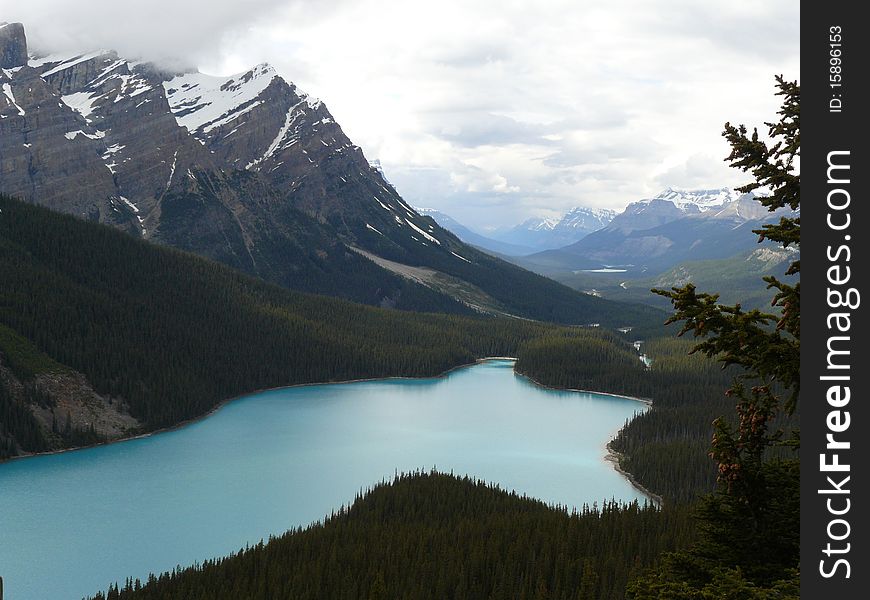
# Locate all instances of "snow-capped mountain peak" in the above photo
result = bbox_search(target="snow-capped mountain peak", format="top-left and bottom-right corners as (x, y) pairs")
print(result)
(520, 216), (561, 232)
(647, 187), (744, 212)
(557, 206), (618, 231)
(606, 187), (758, 234)
(490, 205), (616, 251)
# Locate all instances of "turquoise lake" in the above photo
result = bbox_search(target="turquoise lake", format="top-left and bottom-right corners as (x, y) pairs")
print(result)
(0, 359), (649, 600)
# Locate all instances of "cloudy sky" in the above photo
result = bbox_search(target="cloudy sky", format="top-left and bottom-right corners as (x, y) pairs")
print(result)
(5, 0), (799, 230)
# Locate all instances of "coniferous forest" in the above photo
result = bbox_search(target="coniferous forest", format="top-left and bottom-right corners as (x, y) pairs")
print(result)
(0, 195), (537, 455)
(1, 174), (796, 599)
(86, 472), (696, 600)
(516, 334), (740, 503)
(1, 194), (753, 598)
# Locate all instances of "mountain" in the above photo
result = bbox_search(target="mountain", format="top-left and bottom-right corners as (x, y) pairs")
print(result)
(0, 23), (653, 324)
(515, 187), (792, 277)
(492, 206), (616, 251)
(605, 187), (755, 233)
(556, 206), (619, 237)
(415, 208), (536, 256)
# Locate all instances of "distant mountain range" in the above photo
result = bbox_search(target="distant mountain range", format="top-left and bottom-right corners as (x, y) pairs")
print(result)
(492, 206), (618, 252)
(414, 208), (536, 256)
(0, 22), (659, 326)
(514, 187), (794, 277)
(417, 205), (617, 256)
(416, 188), (782, 275)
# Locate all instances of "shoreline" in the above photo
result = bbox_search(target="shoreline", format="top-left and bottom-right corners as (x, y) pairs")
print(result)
(604, 441), (664, 507)
(513, 370), (653, 406)
(507, 370), (659, 506)
(2, 357), (515, 464)
(4, 356), (663, 508)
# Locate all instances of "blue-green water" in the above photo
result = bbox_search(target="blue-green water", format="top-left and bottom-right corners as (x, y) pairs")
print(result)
(0, 360), (648, 600)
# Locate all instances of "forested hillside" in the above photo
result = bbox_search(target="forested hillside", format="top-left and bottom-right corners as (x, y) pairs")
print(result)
(87, 472), (695, 600)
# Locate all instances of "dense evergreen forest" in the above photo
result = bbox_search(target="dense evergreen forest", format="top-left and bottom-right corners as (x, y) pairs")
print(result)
(87, 472), (695, 600)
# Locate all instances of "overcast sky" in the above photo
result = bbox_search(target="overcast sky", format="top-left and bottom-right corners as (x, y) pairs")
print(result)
(5, 0), (799, 230)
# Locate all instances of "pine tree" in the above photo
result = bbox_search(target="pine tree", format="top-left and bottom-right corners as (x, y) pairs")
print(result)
(629, 76), (801, 598)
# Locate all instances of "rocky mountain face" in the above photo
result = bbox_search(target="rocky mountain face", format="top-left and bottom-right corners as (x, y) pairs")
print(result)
(1, 23), (644, 325)
(414, 205), (617, 257)
(551, 206), (617, 240)
(0, 22), (27, 68)
(605, 187), (745, 233)
(515, 187), (793, 277)
(492, 206), (617, 251)
(0, 350), (140, 458)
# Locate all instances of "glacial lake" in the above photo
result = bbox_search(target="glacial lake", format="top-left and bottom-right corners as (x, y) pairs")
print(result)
(0, 359), (649, 600)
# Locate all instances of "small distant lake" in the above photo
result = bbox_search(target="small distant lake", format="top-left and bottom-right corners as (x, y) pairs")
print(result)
(0, 359), (649, 600)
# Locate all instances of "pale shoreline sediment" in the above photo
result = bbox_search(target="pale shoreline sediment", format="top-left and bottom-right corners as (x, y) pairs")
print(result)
(604, 442), (664, 507)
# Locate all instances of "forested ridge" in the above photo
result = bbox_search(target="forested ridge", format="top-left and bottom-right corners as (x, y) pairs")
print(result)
(87, 472), (695, 600)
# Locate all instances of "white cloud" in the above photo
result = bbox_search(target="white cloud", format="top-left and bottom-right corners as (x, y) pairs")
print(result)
(5, 0), (799, 229)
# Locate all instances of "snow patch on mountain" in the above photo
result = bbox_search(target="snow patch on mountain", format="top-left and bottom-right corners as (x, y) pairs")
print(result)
(405, 218), (441, 245)
(111, 72), (153, 102)
(2, 82), (25, 115)
(38, 50), (111, 77)
(643, 187), (744, 212)
(64, 129), (105, 140)
(556, 206), (618, 232)
(521, 216), (561, 232)
(163, 63), (279, 134)
(246, 99), (306, 169)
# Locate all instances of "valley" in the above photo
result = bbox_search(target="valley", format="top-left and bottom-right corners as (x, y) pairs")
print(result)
(0, 195), (670, 459)
(426, 188), (797, 312)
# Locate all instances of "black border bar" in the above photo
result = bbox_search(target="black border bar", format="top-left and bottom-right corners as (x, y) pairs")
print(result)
(801, 3), (869, 596)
